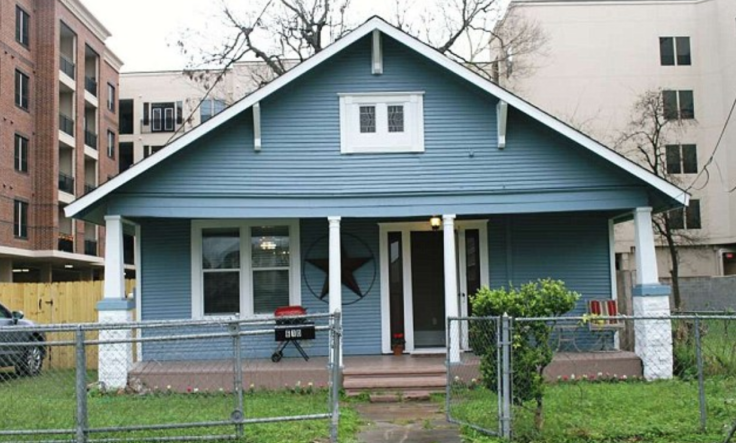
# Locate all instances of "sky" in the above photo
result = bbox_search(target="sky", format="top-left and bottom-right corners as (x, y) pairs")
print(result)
(83, 0), (402, 73)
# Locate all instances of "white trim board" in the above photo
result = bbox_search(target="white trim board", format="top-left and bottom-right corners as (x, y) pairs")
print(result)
(65, 16), (687, 220)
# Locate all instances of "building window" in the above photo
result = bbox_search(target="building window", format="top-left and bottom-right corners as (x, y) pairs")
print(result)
(339, 92), (425, 154)
(107, 83), (116, 112)
(663, 90), (694, 120)
(14, 200), (28, 239)
(148, 102), (176, 132)
(15, 70), (29, 110)
(200, 99), (226, 123)
(14, 134), (28, 173)
(192, 220), (301, 318)
(119, 99), (133, 134)
(107, 130), (115, 158)
(16, 6), (29, 47)
(669, 199), (701, 230)
(143, 145), (163, 158)
(660, 37), (691, 66)
(666, 144), (697, 174)
(388, 105), (404, 133)
(359, 106), (376, 133)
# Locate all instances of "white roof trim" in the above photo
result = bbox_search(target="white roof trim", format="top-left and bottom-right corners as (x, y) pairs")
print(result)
(65, 17), (687, 219)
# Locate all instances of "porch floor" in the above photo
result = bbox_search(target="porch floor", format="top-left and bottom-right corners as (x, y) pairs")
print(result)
(127, 352), (642, 393)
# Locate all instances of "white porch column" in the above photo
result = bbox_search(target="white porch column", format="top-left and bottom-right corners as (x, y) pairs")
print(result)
(328, 216), (343, 366)
(632, 207), (673, 380)
(98, 215), (136, 390)
(443, 215), (461, 363)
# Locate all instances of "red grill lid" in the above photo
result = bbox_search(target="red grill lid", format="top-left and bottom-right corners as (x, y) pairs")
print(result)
(274, 305), (307, 317)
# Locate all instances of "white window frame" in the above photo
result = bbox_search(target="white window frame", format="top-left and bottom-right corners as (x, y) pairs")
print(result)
(191, 219), (302, 319)
(339, 92), (425, 154)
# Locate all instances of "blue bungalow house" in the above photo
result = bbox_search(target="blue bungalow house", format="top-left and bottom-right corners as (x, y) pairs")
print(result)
(67, 17), (685, 381)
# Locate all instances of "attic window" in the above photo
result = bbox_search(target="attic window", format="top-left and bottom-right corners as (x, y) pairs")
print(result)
(339, 92), (424, 154)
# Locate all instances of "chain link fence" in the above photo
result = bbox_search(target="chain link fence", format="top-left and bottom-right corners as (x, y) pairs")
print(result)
(448, 314), (736, 442)
(0, 312), (341, 443)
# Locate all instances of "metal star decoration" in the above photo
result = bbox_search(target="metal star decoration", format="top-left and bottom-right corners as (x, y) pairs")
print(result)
(306, 248), (372, 299)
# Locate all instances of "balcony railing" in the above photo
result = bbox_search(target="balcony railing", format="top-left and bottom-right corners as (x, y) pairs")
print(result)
(58, 236), (74, 253)
(59, 113), (75, 137)
(84, 76), (97, 96)
(58, 173), (75, 194)
(60, 55), (75, 79)
(84, 130), (97, 149)
(84, 240), (98, 256)
(84, 183), (96, 194)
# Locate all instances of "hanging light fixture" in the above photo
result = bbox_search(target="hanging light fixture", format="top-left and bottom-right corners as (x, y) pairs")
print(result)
(430, 216), (442, 231)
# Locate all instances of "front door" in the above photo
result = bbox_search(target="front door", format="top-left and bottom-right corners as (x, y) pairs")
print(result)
(411, 231), (446, 348)
(380, 220), (489, 354)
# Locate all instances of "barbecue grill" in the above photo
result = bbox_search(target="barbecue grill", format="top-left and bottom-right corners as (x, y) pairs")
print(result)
(272, 305), (315, 362)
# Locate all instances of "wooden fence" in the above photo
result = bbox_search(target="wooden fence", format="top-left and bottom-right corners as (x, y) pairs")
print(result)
(0, 280), (136, 370)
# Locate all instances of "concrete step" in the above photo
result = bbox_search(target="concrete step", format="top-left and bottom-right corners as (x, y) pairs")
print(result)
(344, 365), (446, 376)
(344, 375), (447, 390)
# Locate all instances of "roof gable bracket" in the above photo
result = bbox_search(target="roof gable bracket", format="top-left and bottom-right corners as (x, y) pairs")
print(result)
(253, 102), (262, 151)
(372, 30), (383, 75)
(497, 100), (508, 149)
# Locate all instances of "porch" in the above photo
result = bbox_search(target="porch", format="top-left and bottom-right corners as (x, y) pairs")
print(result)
(127, 352), (642, 394)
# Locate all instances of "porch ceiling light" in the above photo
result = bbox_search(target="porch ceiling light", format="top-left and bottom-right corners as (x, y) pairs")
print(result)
(430, 216), (442, 230)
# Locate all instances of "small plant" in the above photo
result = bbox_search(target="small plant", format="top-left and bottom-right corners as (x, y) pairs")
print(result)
(391, 333), (405, 346)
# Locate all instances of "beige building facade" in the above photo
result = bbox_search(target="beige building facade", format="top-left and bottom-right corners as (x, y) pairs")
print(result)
(510, 0), (736, 278)
(118, 63), (270, 170)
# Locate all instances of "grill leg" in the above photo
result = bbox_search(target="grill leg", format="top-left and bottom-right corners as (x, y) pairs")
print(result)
(291, 340), (310, 361)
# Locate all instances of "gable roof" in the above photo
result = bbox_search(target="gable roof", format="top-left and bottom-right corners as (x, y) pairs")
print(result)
(66, 16), (687, 219)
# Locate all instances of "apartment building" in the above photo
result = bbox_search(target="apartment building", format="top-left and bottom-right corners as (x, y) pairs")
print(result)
(510, 0), (736, 278)
(0, 0), (122, 282)
(119, 63), (269, 169)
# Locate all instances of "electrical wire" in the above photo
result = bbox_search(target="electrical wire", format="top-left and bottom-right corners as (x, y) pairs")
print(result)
(684, 94), (736, 195)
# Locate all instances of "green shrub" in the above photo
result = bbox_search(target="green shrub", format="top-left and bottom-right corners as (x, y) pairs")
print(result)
(471, 278), (579, 429)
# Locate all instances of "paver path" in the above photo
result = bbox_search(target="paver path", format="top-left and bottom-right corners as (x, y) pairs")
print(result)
(355, 402), (462, 443)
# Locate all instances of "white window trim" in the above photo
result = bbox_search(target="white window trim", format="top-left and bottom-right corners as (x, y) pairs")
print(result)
(339, 91), (425, 154)
(191, 219), (301, 319)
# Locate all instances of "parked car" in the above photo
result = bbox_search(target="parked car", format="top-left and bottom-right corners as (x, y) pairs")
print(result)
(0, 302), (45, 376)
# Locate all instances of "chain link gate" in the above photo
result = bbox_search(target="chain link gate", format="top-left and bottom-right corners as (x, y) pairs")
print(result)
(446, 316), (512, 437)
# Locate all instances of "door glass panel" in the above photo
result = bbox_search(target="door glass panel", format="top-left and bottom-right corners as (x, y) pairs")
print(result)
(411, 231), (446, 348)
(388, 232), (405, 344)
(465, 229), (481, 316)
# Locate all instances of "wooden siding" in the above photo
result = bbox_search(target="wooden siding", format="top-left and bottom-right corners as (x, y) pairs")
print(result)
(137, 213), (611, 358)
(109, 34), (647, 219)
(488, 212), (612, 315)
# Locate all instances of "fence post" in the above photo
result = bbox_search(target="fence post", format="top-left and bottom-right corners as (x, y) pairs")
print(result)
(694, 317), (706, 431)
(330, 312), (341, 443)
(75, 327), (88, 443)
(500, 313), (512, 439)
(230, 322), (245, 438)
(445, 317), (452, 423)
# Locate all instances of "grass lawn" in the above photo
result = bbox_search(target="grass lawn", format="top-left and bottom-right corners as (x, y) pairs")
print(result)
(451, 378), (736, 443)
(0, 370), (361, 443)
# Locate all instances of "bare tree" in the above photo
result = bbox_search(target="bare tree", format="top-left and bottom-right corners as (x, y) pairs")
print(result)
(182, 0), (546, 83)
(486, 4), (548, 85)
(616, 89), (698, 310)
